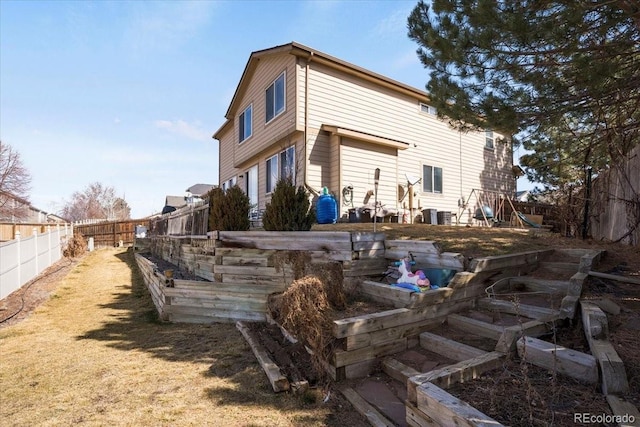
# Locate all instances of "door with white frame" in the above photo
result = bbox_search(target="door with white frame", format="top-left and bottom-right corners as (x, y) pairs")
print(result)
(245, 165), (259, 219)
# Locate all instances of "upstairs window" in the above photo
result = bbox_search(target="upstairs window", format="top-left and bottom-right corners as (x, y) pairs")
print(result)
(485, 129), (494, 149)
(239, 104), (252, 143)
(266, 146), (295, 193)
(420, 103), (437, 115)
(423, 165), (443, 194)
(266, 72), (285, 123)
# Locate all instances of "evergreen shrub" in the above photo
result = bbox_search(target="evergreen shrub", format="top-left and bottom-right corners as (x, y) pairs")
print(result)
(262, 177), (315, 231)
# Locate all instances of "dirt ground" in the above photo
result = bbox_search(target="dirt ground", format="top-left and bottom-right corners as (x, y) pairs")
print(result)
(1, 225), (639, 426)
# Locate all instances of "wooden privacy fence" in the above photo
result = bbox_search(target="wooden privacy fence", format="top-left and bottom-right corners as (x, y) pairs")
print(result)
(590, 144), (640, 245)
(0, 222), (70, 242)
(75, 219), (150, 247)
(149, 202), (209, 237)
(0, 225), (72, 299)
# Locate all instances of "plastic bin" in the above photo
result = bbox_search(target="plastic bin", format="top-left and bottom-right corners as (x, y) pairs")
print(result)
(437, 211), (452, 225)
(360, 208), (372, 223)
(348, 208), (359, 223)
(422, 209), (438, 224)
(422, 268), (456, 287)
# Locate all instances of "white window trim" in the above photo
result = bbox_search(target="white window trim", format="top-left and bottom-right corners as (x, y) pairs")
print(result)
(419, 103), (437, 116)
(485, 129), (495, 150)
(266, 154), (278, 194)
(422, 164), (443, 194)
(265, 71), (286, 124)
(265, 146), (295, 194)
(239, 104), (253, 144)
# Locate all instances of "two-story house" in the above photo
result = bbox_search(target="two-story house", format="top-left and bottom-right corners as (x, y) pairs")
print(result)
(213, 42), (515, 224)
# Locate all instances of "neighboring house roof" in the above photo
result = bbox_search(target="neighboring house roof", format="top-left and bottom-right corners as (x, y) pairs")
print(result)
(213, 41), (431, 139)
(516, 190), (531, 201)
(0, 190), (68, 223)
(164, 196), (186, 208)
(185, 183), (216, 197)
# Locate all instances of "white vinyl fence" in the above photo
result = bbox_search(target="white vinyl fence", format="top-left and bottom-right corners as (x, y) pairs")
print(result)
(0, 224), (72, 300)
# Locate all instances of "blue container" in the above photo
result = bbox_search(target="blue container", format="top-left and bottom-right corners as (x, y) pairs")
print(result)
(316, 190), (338, 224)
(422, 268), (457, 287)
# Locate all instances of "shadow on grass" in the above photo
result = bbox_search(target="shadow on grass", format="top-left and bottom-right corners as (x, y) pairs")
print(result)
(75, 249), (361, 426)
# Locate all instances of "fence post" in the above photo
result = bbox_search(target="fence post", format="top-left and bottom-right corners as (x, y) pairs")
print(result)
(15, 230), (21, 286)
(47, 225), (53, 265)
(33, 227), (39, 274)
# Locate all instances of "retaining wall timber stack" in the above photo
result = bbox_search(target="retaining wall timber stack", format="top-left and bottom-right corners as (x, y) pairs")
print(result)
(137, 231), (389, 324)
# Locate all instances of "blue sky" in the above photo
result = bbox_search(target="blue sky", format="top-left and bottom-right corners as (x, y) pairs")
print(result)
(1, 0), (530, 219)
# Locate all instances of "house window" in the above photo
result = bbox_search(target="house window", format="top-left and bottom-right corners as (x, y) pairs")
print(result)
(423, 165), (443, 193)
(239, 104), (252, 143)
(245, 164), (258, 212)
(266, 146), (295, 193)
(485, 129), (494, 149)
(266, 155), (278, 193)
(420, 103), (437, 115)
(266, 72), (285, 123)
(222, 177), (237, 192)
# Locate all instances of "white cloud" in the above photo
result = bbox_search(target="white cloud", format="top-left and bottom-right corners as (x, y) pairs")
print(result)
(125, 1), (217, 52)
(392, 49), (420, 70)
(374, 6), (412, 38)
(154, 119), (210, 142)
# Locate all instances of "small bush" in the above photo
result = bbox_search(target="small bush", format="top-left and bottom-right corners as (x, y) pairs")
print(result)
(222, 186), (250, 231)
(208, 186), (251, 231)
(208, 188), (225, 231)
(64, 233), (87, 258)
(262, 178), (315, 231)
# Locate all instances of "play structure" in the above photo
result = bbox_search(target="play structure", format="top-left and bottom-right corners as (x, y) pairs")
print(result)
(460, 188), (543, 229)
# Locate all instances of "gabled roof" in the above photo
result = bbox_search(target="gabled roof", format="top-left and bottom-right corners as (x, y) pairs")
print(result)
(185, 183), (216, 197)
(213, 42), (430, 140)
(164, 196), (186, 208)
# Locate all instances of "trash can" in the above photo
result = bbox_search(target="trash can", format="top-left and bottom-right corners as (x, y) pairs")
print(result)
(348, 208), (359, 223)
(437, 211), (452, 225)
(422, 209), (437, 224)
(360, 208), (372, 223)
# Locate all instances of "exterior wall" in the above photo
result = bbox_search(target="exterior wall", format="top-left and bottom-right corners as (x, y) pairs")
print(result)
(340, 138), (398, 218)
(217, 123), (236, 188)
(217, 46), (515, 224)
(232, 53), (298, 168)
(304, 60), (514, 223)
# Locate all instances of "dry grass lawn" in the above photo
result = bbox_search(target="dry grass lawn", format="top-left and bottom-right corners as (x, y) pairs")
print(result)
(0, 248), (364, 427)
(1, 224), (638, 427)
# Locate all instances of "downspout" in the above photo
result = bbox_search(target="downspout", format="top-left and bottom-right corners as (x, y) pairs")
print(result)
(304, 52), (314, 195)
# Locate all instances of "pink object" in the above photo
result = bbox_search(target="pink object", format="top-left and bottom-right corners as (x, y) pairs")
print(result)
(397, 258), (430, 288)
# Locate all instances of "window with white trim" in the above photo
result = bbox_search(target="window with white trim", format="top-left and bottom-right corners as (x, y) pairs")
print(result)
(239, 104), (252, 143)
(245, 164), (258, 209)
(222, 177), (237, 192)
(266, 72), (285, 123)
(266, 146), (295, 193)
(422, 165), (443, 193)
(485, 129), (494, 149)
(420, 103), (437, 115)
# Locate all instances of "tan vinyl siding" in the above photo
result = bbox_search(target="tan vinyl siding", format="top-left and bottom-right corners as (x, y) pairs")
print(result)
(218, 125), (238, 187)
(216, 44), (514, 225)
(305, 60), (514, 223)
(255, 137), (302, 212)
(306, 128), (331, 194)
(306, 62), (425, 141)
(340, 138), (398, 219)
(233, 54), (298, 167)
